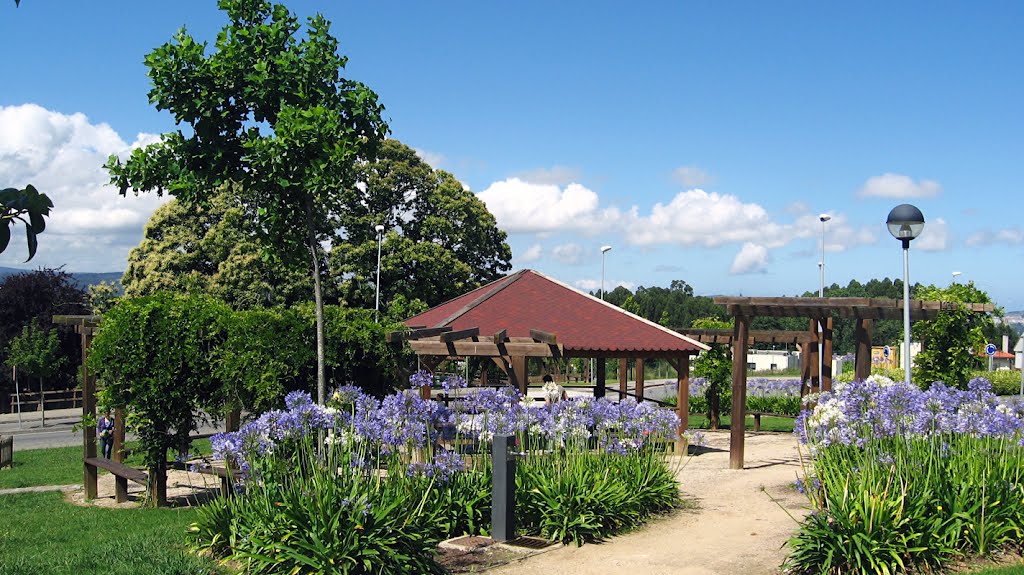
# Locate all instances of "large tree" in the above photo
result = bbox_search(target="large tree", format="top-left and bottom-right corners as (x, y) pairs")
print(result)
(330, 139), (512, 309)
(0, 269), (88, 400)
(122, 187), (314, 309)
(105, 0), (388, 404)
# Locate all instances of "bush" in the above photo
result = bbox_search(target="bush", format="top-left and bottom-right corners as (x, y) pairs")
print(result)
(788, 377), (1024, 574)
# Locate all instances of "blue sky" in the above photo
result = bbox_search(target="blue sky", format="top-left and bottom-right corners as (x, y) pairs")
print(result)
(2, 2), (1022, 310)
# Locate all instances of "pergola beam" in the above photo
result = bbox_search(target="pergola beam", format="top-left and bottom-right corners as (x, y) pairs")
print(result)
(408, 340), (563, 358)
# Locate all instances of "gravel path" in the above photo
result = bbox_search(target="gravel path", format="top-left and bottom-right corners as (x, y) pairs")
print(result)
(488, 430), (809, 575)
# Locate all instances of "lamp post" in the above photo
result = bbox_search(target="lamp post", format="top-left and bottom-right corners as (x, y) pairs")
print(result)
(374, 224), (385, 321)
(887, 204), (925, 386)
(600, 245), (612, 300)
(818, 214), (831, 298)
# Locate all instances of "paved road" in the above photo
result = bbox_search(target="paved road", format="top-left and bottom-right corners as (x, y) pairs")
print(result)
(0, 408), (224, 451)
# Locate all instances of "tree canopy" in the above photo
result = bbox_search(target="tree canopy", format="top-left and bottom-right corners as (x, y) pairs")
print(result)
(330, 139), (512, 309)
(122, 186), (314, 309)
(912, 281), (999, 388)
(0, 269), (87, 396)
(105, 0), (388, 403)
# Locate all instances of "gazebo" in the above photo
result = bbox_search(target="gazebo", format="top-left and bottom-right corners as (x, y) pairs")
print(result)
(391, 269), (709, 434)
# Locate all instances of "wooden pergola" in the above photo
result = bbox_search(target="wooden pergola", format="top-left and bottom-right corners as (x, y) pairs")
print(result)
(713, 297), (996, 469)
(396, 270), (709, 437)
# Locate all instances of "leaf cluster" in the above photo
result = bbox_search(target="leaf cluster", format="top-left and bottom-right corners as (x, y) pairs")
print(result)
(0, 184), (53, 261)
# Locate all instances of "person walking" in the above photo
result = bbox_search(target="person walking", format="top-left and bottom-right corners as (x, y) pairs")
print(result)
(97, 410), (114, 459)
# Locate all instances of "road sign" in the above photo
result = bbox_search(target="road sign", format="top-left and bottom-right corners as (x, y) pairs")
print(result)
(986, 343), (997, 357)
(882, 345), (890, 358)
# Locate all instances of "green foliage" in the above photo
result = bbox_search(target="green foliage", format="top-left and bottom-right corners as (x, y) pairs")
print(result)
(691, 316), (732, 428)
(86, 280), (121, 315)
(0, 184), (52, 261)
(0, 491), (219, 575)
(788, 435), (1024, 574)
(913, 282), (996, 389)
(982, 369), (1024, 396)
(88, 292), (230, 504)
(517, 448), (679, 545)
(605, 280), (726, 329)
(105, 0), (388, 403)
(330, 139), (511, 309)
(4, 318), (65, 381)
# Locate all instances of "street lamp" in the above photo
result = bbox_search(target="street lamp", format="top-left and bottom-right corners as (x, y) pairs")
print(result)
(887, 204), (925, 386)
(818, 214), (831, 298)
(374, 224), (385, 320)
(600, 245), (612, 300)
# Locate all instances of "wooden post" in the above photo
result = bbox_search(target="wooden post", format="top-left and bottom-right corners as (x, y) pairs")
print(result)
(226, 409), (241, 432)
(113, 408), (126, 463)
(677, 354), (689, 436)
(510, 356), (528, 395)
(81, 323), (97, 500)
(821, 317), (834, 392)
(808, 318), (820, 393)
(595, 357), (606, 398)
(854, 318), (873, 381)
(730, 315), (750, 470)
(636, 359), (645, 401)
(618, 359), (628, 400)
(799, 343), (810, 397)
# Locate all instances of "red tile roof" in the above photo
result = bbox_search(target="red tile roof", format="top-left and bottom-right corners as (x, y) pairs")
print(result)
(976, 349), (1015, 359)
(405, 269), (708, 355)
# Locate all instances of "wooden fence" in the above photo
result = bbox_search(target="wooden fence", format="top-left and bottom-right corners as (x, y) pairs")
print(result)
(7, 389), (83, 413)
(0, 435), (12, 469)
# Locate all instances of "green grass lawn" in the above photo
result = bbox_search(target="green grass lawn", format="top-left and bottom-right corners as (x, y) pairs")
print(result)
(0, 439), (213, 490)
(0, 491), (220, 575)
(686, 413), (795, 433)
(970, 565), (1024, 574)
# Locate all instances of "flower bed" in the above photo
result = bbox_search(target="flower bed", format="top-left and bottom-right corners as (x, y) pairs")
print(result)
(788, 376), (1024, 574)
(683, 377), (802, 417)
(188, 375), (684, 573)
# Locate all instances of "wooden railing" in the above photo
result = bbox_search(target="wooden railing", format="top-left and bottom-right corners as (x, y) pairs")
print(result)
(8, 389), (83, 412)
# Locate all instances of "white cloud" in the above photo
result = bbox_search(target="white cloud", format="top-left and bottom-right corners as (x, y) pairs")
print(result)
(412, 147), (445, 169)
(672, 166), (712, 187)
(477, 178), (622, 234)
(966, 226), (1024, 247)
(913, 217), (950, 252)
(515, 165), (582, 186)
(551, 243), (584, 265)
(0, 103), (167, 270)
(624, 189), (783, 247)
(517, 243), (543, 262)
(857, 173), (941, 198)
(730, 242), (770, 274)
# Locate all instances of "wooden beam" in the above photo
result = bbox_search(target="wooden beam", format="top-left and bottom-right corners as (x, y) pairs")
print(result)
(619, 359), (628, 401)
(408, 341), (562, 357)
(677, 354), (689, 438)
(439, 327), (480, 342)
(529, 329), (557, 345)
(387, 326), (453, 343)
(730, 316), (750, 470)
(821, 317), (833, 392)
(854, 318), (873, 381)
(595, 357), (607, 398)
(493, 329), (508, 344)
(636, 359), (645, 401)
(681, 329), (818, 345)
(510, 356), (528, 395)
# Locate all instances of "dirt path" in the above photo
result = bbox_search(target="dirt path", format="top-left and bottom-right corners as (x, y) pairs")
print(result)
(489, 431), (809, 575)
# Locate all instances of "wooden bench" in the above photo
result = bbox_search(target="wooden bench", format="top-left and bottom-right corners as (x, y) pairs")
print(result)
(747, 411), (797, 432)
(85, 457), (147, 503)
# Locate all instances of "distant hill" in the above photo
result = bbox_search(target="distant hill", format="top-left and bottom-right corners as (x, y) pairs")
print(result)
(0, 266), (122, 290)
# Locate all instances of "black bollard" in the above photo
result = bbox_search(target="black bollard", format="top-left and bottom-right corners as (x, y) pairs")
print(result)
(491, 433), (516, 541)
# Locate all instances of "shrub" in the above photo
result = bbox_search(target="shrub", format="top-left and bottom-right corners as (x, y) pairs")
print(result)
(788, 376), (1024, 574)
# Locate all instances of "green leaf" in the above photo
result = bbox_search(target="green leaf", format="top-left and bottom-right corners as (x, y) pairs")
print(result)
(0, 223), (10, 253)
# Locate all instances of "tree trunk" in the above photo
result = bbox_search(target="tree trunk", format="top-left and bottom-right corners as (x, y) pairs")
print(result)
(305, 195), (327, 405)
